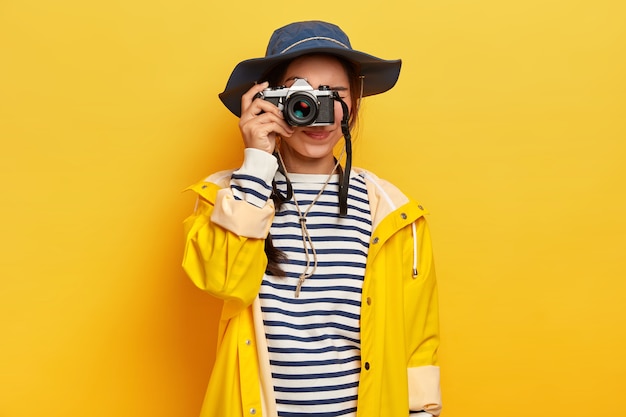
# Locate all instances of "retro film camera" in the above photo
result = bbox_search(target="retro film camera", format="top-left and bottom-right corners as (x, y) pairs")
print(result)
(256, 78), (336, 126)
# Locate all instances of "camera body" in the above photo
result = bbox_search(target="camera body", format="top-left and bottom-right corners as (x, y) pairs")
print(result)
(256, 78), (335, 126)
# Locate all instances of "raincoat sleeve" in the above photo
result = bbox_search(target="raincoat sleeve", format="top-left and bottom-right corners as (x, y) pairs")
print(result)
(182, 149), (278, 317)
(407, 216), (442, 416)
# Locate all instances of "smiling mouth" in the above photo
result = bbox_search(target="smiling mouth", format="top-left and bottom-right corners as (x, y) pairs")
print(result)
(303, 129), (332, 140)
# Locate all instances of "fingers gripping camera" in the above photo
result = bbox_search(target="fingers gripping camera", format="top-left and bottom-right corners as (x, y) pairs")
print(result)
(255, 78), (336, 127)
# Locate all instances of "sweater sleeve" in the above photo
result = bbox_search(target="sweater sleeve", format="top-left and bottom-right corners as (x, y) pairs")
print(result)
(230, 148), (278, 208)
(181, 150), (278, 317)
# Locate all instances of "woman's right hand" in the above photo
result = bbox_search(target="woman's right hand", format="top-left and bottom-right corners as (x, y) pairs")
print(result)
(239, 82), (294, 154)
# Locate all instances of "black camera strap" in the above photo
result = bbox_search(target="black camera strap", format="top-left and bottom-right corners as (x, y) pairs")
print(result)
(272, 150), (294, 204)
(335, 95), (352, 217)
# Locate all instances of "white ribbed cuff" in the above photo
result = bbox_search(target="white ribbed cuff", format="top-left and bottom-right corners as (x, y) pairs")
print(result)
(236, 148), (278, 186)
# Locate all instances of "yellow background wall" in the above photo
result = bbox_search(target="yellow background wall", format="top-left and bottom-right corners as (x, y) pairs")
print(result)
(1, 1), (624, 416)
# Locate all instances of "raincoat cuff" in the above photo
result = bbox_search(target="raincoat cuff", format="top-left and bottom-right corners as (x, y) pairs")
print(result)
(408, 365), (442, 416)
(211, 188), (275, 239)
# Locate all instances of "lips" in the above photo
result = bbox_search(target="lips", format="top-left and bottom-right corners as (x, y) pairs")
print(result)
(302, 129), (332, 140)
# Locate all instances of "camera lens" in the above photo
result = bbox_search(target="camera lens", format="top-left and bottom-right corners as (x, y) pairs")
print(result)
(293, 99), (311, 119)
(284, 92), (319, 126)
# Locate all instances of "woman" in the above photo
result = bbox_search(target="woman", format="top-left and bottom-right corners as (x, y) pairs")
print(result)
(183, 20), (441, 417)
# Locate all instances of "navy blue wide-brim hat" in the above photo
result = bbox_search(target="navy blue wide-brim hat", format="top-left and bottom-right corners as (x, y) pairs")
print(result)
(219, 20), (402, 117)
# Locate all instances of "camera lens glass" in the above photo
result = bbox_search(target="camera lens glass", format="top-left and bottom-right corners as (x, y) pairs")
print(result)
(285, 92), (318, 126)
(293, 99), (311, 119)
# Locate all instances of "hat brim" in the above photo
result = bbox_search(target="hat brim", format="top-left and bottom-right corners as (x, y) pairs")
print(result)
(218, 47), (401, 117)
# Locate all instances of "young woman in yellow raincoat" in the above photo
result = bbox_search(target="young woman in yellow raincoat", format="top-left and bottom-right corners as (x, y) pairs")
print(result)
(183, 20), (442, 417)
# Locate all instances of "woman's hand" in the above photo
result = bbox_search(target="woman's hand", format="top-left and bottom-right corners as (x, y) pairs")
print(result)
(239, 82), (294, 154)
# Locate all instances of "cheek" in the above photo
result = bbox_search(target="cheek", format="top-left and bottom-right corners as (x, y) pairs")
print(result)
(333, 98), (351, 123)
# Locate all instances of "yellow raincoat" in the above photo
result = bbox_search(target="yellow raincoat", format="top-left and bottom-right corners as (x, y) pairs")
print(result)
(182, 167), (442, 417)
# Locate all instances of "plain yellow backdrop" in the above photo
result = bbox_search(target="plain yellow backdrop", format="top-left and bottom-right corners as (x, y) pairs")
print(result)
(1, 0), (625, 416)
